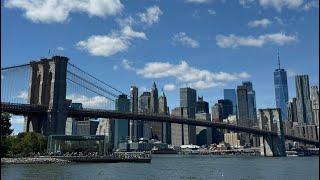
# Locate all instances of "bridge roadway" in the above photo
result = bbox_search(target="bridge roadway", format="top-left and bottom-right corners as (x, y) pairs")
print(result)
(1, 102), (319, 146)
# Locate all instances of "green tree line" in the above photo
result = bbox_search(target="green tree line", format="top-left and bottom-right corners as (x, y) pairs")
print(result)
(1, 113), (47, 157)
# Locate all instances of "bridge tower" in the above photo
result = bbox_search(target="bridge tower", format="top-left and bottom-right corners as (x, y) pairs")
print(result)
(259, 108), (286, 156)
(25, 56), (68, 135)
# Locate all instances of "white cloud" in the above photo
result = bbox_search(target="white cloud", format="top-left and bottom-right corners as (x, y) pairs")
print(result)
(274, 16), (284, 25)
(5, 0), (123, 23)
(239, 0), (255, 7)
(11, 116), (25, 125)
(76, 35), (129, 57)
(122, 59), (135, 71)
(216, 32), (297, 48)
(208, 9), (216, 15)
(138, 6), (163, 26)
(172, 32), (199, 48)
(135, 61), (250, 89)
(302, 1), (319, 10)
(67, 94), (109, 108)
(248, 18), (272, 28)
(121, 26), (147, 40)
(56, 46), (64, 51)
(186, 0), (211, 3)
(16, 91), (28, 99)
(76, 26), (146, 57)
(163, 84), (176, 91)
(259, 0), (303, 11)
(113, 65), (118, 70)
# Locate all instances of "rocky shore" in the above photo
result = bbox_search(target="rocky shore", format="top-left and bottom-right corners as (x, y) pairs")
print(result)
(1, 157), (71, 164)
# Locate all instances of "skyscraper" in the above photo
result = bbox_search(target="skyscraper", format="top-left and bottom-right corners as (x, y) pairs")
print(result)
(288, 98), (298, 123)
(139, 92), (151, 139)
(159, 91), (170, 144)
(224, 89), (237, 115)
(218, 99), (233, 120)
(196, 96), (209, 113)
(211, 103), (222, 123)
(150, 82), (162, 140)
(130, 86), (138, 141)
(242, 81), (257, 125)
(295, 75), (313, 125)
(171, 107), (189, 146)
(114, 94), (130, 148)
(274, 53), (289, 121)
(310, 86), (319, 126)
(180, 87), (197, 144)
(237, 85), (249, 127)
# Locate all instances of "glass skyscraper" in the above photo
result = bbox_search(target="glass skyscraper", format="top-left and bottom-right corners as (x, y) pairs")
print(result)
(274, 55), (289, 121)
(114, 94), (130, 148)
(224, 89), (237, 115)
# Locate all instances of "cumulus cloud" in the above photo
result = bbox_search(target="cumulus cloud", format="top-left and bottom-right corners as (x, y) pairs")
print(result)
(4, 0), (123, 23)
(239, 0), (255, 7)
(164, 84), (176, 91)
(138, 6), (163, 26)
(11, 116), (25, 125)
(122, 59), (135, 71)
(113, 65), (118, 71)
(56, 46), (64, 51)
(208, 9), (216, 15)
(135, 61), (250, 89)
(248, 18), (272, 28)
(172, 32), (199, 48)
(16, 91), (28, 100)
(186, 0), (211, 3)
(216, 32), (297, 48)
(67, 94), (109, 108)
(302, 1), (319, 10)
(76, 26), (146, 57)
(259, 0), (303, 11)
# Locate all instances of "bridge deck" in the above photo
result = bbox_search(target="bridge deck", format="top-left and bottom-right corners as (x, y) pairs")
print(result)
(1, 102), (318, 146)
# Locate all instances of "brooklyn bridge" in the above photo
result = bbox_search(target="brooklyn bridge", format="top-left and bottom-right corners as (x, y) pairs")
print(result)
(1, 56), (319, 157)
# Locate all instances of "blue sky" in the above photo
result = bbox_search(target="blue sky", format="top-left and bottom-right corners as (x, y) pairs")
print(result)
(1, 0), (319, 134)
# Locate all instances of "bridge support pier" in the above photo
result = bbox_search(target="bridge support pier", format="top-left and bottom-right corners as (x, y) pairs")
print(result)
(260, 134), (286, 157)
(25, 56), (68, 136)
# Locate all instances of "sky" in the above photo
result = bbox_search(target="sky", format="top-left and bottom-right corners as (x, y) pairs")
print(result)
(1, 0), (319, 134)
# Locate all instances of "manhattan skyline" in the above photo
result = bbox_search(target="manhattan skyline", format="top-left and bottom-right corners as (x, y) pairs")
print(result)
(1, 0), (319, 134)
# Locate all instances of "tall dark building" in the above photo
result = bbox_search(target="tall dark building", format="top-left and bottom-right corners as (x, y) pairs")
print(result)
(237, 85), (249, 127)
(180, 87), (197, 144)
(114, 94), (130, 148)
(295, 75), (313, 125)
(130, 86), (138, 141)
(218, 99), (233, 120)
(139, 92), (151, 139)
(196, 96), (209, 113)
(242, 81), (257, 124)
(288, 98), (298, 123)
(274, 53), (289, 121)
(224, 89), (237, 115)
(150, 82), (162, 140)
(159, 91), (170, 144)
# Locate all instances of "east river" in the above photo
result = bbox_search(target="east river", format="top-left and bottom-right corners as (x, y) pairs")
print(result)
(1, 155), (319, 180)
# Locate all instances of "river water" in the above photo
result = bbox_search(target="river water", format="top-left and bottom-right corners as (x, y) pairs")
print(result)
(1, 155), (319, 180)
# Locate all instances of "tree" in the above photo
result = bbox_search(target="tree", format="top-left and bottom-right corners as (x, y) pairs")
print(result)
(1, 112), (14, 157)
(9, 132), (47, 157)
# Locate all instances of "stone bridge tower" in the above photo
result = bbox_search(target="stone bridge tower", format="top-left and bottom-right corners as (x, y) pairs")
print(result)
(25, 56), (68, 135)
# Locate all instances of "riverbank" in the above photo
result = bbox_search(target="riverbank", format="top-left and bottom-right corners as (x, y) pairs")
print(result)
(1, 157), (71, 164)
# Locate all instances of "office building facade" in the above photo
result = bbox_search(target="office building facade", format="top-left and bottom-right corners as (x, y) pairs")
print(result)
(224, 89), (237, 115)
(295, 75), (313, 125)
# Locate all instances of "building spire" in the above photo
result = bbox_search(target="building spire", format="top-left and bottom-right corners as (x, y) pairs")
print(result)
(277, 49), (281, 69)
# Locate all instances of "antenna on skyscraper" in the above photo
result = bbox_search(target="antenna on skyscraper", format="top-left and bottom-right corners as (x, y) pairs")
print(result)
(277, 49), (281, 69)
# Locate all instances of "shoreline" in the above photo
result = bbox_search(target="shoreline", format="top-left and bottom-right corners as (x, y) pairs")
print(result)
(1, 157), (71, 165)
